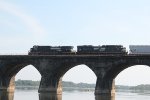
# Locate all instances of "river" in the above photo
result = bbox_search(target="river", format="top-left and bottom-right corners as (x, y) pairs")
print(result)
(1, 90), (150, 100)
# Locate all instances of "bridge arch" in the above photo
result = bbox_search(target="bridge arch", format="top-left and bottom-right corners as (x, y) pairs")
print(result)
(1, 63), (41, 92)
(62, 64), (96, 84)
(54, 63), (97, 79)
(15, 64), (41, 81)
(7, 64), (41, 78)
(104, 64), (150, 80)
(37, 63), (97, 95)
(99, 63), (150, 96)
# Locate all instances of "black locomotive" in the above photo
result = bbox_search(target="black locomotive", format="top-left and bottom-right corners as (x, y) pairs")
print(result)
(28, 45), (127, 55)
(77, 45), (127, 54)
(28, 45), (75, 55)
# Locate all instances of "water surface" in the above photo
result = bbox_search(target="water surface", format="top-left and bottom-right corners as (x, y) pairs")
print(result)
(1, 90), (150, 100)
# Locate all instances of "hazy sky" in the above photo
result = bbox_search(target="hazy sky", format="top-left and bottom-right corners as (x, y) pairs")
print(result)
(1, 0), (150, 86)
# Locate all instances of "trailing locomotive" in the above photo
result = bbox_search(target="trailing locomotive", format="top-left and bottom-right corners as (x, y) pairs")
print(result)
(77, 45), (127, 54)
(28, 45), (127, 55)
(28, 45), (75, 55)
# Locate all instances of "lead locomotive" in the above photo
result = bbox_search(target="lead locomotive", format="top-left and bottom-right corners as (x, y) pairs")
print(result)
(28, 45), (75, 55)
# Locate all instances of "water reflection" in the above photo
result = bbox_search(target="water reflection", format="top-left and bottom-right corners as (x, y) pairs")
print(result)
(39, 93), (62, 100)
(0, 91), (14, 100)
(0, 91), (115, 100)
(39, 93), (115, 100)
(95, 95), (115, 100)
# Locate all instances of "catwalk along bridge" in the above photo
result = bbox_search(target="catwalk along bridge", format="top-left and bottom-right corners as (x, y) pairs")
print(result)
(0, 54), (150, 96)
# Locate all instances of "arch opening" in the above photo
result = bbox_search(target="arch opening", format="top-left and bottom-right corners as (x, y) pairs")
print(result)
(15, 65), (41, 81)
(62, 64), (96, 84)
(115, 65), (150, 99)
(62, 64), (96, 96)
(12, 65), (41, 99)
(115, 65), (150, 86)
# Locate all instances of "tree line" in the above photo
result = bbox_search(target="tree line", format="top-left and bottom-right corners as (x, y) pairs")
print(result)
(15, 79), (150, 91)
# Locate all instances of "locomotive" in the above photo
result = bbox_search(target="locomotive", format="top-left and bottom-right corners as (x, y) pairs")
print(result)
(28, 45), (127, 55)
(28, 45), (75, 55)
(77, 45), (127, 54)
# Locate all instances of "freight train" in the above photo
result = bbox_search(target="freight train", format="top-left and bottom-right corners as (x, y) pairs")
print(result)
(28, 45), (127, 55)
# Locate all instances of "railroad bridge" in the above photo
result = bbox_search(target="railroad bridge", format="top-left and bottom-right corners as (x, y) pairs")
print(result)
(0, 55), (150, 96)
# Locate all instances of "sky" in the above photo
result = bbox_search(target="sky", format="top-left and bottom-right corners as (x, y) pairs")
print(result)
(1, 0), (150, 86)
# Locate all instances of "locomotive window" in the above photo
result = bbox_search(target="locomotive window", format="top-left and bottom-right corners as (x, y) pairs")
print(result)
(100, 48), (105, 51)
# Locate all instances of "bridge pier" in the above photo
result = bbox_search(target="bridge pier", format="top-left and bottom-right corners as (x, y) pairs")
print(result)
(34, 59), (64, 95)
(89, 63), (116, 97)
(38, 76), (62, 95)
(0, 76), (15, 93)
(95, 78), (115, 97)
(0, 91), (14, 100)
(92, 65), (115, 96)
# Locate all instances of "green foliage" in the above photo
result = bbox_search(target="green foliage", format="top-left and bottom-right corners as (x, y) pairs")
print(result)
(62, 81), (95, 88)
(15, 79), (40, 86)
(15, 80), (95, 88)
(130, 84), (150, 90)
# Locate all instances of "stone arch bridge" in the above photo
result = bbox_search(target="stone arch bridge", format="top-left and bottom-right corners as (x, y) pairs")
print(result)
(0, 55), (149, 96)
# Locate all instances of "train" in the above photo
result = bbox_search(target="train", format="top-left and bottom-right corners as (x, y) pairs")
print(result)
(28, 45), (150, 55)
(28, 45), (127, 55)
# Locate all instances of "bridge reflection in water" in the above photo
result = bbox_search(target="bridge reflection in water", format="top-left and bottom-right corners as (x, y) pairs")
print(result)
(0, 91), (14, 100)
(0, 91), (115, 100)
